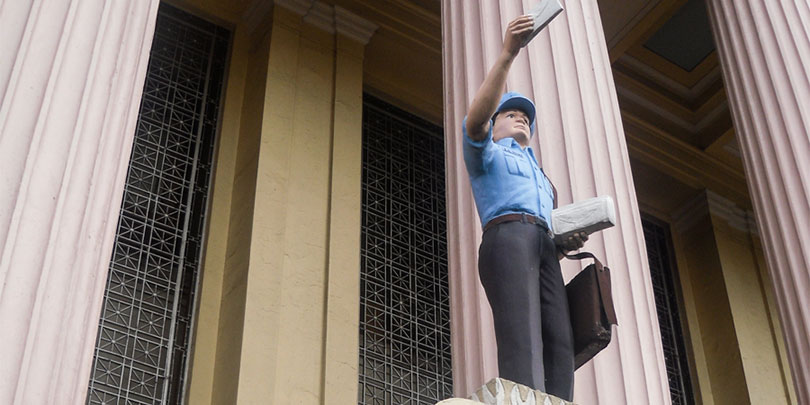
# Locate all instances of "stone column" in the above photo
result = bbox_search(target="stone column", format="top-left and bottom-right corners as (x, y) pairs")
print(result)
(0, 0), (159, 403)
(706, 1), (810, 402)
(441, 1), (670, 403)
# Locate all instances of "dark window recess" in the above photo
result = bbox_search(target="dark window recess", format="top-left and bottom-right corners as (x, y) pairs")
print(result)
(86, 4), (229, 404)
(359, 94), (453, 404)
(643, 217), (695, 405)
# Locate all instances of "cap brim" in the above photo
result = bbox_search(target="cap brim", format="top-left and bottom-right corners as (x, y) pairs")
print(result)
(498, 97), (536, 125)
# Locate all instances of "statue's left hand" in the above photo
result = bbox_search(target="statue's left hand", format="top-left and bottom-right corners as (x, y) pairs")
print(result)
(557, 232), (589, 260)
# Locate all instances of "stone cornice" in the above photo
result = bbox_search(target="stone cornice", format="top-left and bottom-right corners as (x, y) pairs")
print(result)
(335, 5), (378, 45)
(270, 1), (377, 42)
(622, 111), (750, 207)
(303, 1), (334, 34)
(273, 0), (313, 16)
(672, 190), (757, 235)
(705, 190), (756, 234)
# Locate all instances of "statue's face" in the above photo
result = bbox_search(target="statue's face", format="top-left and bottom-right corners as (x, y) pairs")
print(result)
(492, 108), (531, 147)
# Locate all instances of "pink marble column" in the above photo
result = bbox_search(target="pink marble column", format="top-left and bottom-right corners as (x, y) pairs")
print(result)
(706, 1), (810, 402)
(441, 1), (670, 403)
(0, 0), (159, 403)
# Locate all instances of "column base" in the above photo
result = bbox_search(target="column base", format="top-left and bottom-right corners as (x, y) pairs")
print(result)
(437, 378), (576, 405)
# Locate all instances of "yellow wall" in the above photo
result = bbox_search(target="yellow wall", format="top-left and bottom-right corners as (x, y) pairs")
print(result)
(669, 193), (795, 404)
(673, 211), (749, 405)
(171, 0), (444, 400)
(710, 214), (795, 404)
(186, 3), (369, 404)
(178, 4), (257, 404)
(211, 22), (271, 404)
(749, 235), (797, 405)
(322, 34), (366, 403)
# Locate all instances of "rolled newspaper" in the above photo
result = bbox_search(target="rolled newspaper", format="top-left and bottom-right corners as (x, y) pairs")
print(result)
(551, 195), (616, 245)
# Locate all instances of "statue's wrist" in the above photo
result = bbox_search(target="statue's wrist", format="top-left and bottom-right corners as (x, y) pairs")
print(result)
(500, 43), (518, 57)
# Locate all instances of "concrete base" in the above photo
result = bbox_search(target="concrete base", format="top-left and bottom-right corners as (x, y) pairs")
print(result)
(437, 378), (575, 405)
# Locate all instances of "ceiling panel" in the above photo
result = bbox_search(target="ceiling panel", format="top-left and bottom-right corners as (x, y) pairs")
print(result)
(643, 0), (715, 71)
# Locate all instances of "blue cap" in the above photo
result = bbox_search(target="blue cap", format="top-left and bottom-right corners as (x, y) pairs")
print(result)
(496, 91), (536, 135)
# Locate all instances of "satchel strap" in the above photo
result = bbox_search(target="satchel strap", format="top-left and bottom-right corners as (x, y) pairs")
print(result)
(561, 250), (603, 271)
(563, 250), (617, 326)
(597, 267), (618, 325)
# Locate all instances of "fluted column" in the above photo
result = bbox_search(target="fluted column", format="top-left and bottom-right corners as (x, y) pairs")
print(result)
(706, 1), (810, 402)
(442, 1), (670, 403)
(0, 0), (159, 403)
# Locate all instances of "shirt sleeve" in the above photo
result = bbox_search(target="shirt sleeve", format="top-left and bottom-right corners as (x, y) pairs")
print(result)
(462, 116), (495, 177)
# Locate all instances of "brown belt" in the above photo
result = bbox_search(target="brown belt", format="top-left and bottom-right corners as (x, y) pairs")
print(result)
(483, 213), (550, 234)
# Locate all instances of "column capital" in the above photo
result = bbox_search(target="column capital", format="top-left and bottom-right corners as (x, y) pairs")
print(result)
(335, 6), (378, 45)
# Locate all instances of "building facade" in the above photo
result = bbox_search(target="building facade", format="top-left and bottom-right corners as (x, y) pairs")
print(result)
(0, 0), (806, 404)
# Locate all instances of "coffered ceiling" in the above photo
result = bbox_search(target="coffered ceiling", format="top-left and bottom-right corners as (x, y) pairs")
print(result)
(598, 0), (750, 209)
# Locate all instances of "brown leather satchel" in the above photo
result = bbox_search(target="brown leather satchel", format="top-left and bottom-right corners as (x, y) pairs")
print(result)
(564, 251), (618, 370)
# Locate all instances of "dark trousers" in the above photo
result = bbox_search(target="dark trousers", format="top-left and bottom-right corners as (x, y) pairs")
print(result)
(478, 220), (575, 401)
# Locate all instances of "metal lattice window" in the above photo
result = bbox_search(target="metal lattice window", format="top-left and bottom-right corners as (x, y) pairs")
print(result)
(359, 95), (453, 404)
(643, 216), (695, 405)
(86, 4), (229, 404)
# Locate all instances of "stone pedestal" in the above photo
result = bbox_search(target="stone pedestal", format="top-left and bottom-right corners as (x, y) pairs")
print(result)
(437, 378), (575, 405)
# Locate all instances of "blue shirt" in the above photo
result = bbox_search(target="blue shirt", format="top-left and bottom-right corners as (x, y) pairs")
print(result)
(462, 117), (555, 231)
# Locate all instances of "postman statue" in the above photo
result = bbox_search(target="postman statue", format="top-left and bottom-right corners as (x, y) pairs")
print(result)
(461, 7), (588, 401)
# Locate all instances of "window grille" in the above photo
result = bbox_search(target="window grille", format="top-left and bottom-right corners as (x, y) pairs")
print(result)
(86, 4), (229, 404)
(643, 216), (695, 405)
(359, 95), (453, 404)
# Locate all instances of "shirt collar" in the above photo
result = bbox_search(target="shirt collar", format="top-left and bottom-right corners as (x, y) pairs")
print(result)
(527, 147), (539, 167)
(495, 136), (525, 150)
(495, 137), (540, 167)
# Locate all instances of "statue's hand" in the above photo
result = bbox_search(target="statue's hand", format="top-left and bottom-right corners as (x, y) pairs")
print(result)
(503, 15), (535, 56)
(557, 232), (589, 260)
